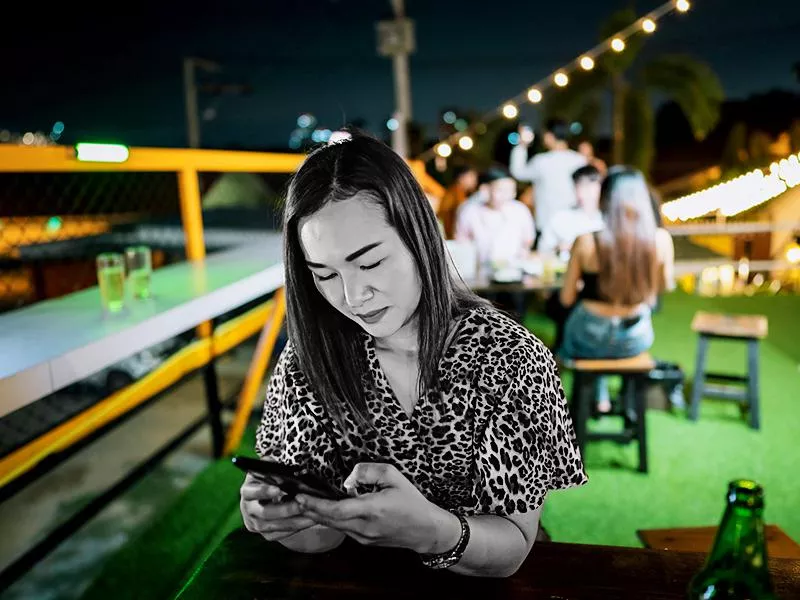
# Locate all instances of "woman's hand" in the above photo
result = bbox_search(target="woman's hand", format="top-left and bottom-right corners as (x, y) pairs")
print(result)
(239, 472), (318, 541)
(296, 463), (462, 554)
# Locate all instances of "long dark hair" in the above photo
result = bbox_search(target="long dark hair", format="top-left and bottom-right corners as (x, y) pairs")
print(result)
(282, 130), (488, 429)
(596, 166), (660, 306)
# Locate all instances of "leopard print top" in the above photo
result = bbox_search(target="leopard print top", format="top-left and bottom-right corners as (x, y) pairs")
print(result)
(256, 305), (587, 516)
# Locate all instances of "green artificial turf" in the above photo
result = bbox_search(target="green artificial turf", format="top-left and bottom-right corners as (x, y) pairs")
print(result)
(529, 291), (800, 548)
(79, 291), (799, 598)
(77, 431), (254, 600)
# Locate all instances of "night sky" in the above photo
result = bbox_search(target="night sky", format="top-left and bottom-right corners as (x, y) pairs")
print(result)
(3, 0), (798, 150)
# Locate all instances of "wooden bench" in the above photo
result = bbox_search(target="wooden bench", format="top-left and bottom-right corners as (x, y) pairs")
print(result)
(689, 311), (768, 429)
(566, 352), (656, 473)
(638, 524), (800, 559)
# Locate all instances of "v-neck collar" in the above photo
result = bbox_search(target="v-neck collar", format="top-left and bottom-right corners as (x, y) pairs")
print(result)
(364, 335), (422, 423)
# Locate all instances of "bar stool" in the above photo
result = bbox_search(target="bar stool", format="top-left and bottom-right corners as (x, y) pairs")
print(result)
(689, 311), (768, 429)
(566, 353), (656, 473)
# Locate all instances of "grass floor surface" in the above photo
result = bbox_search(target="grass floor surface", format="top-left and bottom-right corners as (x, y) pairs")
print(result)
(80, 291), (799, 597)
(528, 292), (800, 548)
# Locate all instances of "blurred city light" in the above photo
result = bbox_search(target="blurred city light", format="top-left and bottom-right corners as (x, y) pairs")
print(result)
(642, 18), (657, 33)
(507, 132), (520, 146)
(527, 88), (542, 103)
(443, 111), (457, 124)
(454, 118), (468, 131)
(570, 122), (583, 135)
(502, 103), (518, 119)
(52, 121), (65, 134)
(580, 56), (595, 70)
(676, 0), (690, 12)
(436, 143), (452, 157)
(0, 130), (10, 142)
(75, 143), (130, 163)
(46, 217), (62, 232)
(22, 132), (34, 145)
(611, 38), (626, 52)
(297, 114), (314, 128)
(386, 118), (399, 131)
(554, 72), (569, 87)
(458, 136), (474, 150)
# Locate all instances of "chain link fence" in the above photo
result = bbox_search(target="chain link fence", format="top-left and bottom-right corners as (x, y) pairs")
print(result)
(0, 170), (289, 314)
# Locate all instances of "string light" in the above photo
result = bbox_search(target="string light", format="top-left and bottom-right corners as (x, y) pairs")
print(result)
(502, 103), (518, 119)
(417, 0), (692, 162)
(662, 152), (800, 221)
(458, 136), (474, 150)
(527, 88), (543, 103)
(436, 143), (452, 158)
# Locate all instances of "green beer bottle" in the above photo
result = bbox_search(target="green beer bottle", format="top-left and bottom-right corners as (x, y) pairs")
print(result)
(688, 480), (776, 599)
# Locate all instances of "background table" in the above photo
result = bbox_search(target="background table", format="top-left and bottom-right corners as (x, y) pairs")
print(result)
(0, 234), (283, 418)
(177, 528), (800, 600)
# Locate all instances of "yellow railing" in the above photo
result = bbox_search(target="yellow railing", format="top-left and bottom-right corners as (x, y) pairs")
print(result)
(0, 144), (443, 486)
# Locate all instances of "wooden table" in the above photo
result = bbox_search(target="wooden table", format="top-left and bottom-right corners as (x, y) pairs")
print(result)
(638, 524), (800, 560)
(176, 529), (800, 600)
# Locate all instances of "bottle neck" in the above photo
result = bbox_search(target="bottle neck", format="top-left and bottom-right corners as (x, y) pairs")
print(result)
(706, 504), (769, 571)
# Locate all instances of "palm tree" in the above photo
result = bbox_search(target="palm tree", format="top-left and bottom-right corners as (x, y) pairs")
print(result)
(544, 8), (724, 175)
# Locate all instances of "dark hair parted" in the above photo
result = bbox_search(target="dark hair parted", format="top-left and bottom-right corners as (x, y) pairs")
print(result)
(281, 129), (489, 429)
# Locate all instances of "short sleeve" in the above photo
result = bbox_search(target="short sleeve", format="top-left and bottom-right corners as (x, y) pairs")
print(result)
(475, 344), (587, 515)
(255, 345), (340, 482)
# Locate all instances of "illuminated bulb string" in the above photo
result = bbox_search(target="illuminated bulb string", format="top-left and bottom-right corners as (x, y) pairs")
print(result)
(423, 0), (691, 162)
(662, 152), (800, 221)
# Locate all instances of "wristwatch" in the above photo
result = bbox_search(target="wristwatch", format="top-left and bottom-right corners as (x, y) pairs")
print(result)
(419, 514), (471, 569)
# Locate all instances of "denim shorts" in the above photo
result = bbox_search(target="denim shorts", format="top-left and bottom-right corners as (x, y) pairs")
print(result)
(558, 301), (654, 361)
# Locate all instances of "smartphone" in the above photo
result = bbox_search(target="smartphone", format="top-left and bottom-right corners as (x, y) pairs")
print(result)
(231, 456), (347, 501)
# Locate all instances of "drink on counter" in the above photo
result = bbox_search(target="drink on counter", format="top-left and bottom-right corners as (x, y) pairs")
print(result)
(688, 480), (776, 599)
(125, 246), (152, 299)
(96, 253), (125, 312)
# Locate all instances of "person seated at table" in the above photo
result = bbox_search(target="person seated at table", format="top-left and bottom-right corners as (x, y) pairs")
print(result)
(542, 164), (604, 351)
(240, 130), (587, 578)
(557, 166), (675, 412)
(454, 166), (536, 320)
(538, 165), (604, 259)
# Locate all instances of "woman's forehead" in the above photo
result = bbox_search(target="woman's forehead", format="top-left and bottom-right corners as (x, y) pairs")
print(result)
(298, 194), (393, 258)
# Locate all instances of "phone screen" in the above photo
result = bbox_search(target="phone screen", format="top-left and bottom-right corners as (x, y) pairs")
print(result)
(231, 456), (346, 500)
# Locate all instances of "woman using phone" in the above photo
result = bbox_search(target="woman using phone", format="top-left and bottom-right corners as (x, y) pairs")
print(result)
(240, 130), (587, 577)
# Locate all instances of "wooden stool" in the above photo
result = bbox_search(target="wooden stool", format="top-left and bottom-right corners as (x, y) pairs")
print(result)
(689, 311), (768, 430)
(567, 353), (656, 473)
(637, 524), (800, 559)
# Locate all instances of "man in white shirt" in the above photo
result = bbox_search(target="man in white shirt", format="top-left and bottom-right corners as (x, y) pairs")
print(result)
(454, 166), (535, 321)
(509, 119), (587, 245)
(454, 167), (535, 267)
(537, 164), (604, 258)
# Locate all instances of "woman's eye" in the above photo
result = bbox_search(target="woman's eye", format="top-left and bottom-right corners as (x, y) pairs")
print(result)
(361, 260), (384, 271)
(314, 273), (337, 282)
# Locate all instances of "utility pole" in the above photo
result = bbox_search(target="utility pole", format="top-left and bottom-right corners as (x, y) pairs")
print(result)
(377, 1), (415, 157)
(183, 57), (221, 149)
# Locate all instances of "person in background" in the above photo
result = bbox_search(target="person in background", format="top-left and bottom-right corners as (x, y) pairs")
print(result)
(455, 166), (536, 321)
(510, 119), (587, 246)
(538, 165), (604, 258)
(455, 166), (535, 268)
(541, 164), (604, 351)
(240, 130), (587, 576)
(557, 166), (675, 412)
(438, 165), (478, 239)
(577, 140), (607, 175)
